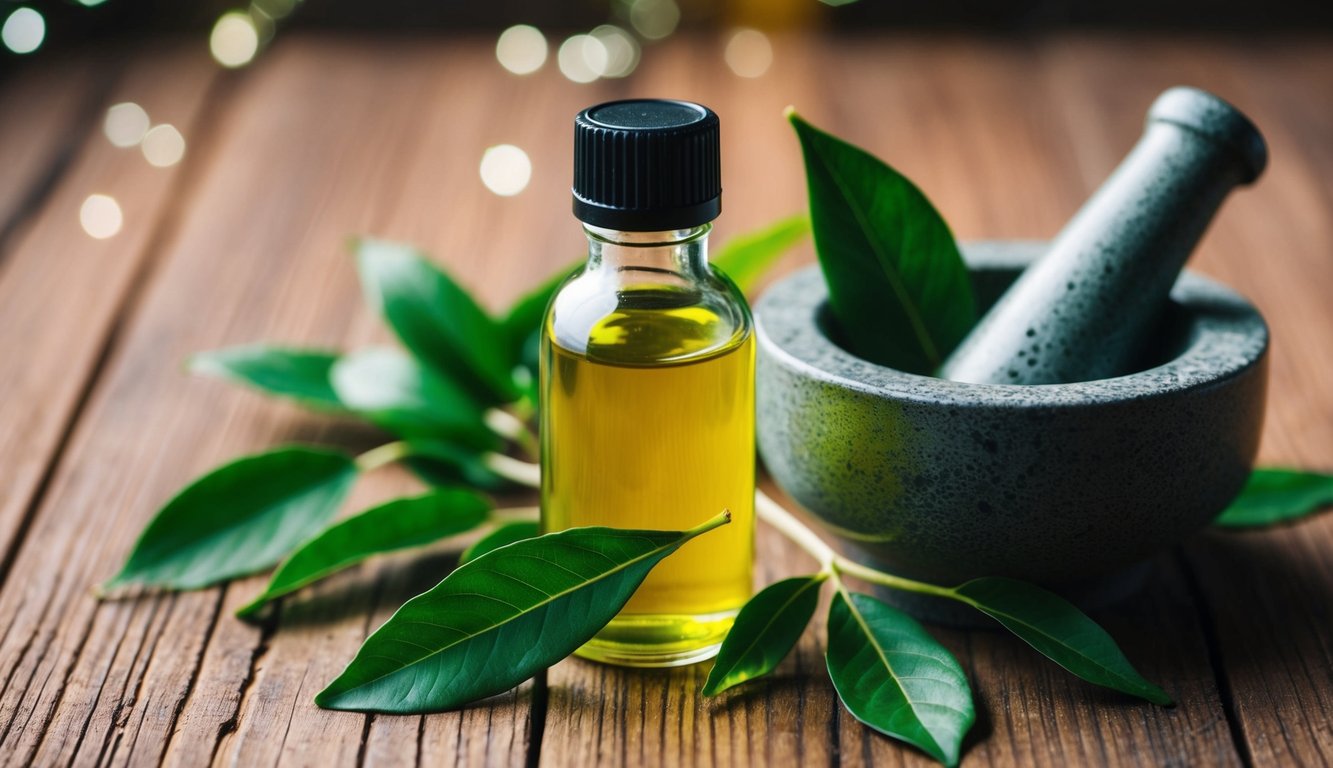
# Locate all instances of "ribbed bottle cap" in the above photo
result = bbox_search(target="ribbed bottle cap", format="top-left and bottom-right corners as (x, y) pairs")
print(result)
(573, 99), (721, 230)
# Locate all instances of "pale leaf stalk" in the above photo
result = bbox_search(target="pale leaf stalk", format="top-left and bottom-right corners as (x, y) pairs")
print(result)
(353, 441), (414, 472)
(485, 408), (539, 458)
(484, 453), (542, 488)
(490, 505), (539, 523)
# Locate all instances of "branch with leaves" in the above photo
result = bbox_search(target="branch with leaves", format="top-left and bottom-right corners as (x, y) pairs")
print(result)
(98, 115), (1332, 766)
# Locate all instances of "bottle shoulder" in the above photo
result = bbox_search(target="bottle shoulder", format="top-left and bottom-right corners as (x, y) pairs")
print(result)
(545, 265), (751, 366)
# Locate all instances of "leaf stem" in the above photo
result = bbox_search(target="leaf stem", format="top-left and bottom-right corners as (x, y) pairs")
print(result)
(484, 454), (542, 488)
(490, 505), (539, 523)
(354, 441), (413, 472)
(687, 509), (733, 537)
(755, 489), (955, 600)
(485, 408), (540, 458)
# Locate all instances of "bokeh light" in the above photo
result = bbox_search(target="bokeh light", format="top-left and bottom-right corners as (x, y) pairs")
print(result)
(724, 28), (773, 78)
(142, 124), (186, 167)
(209, 12), (259, 68)
(80, 195), (123, 240)
(104, 103), (151, 148)
(479, 144), (532, 196)
(629, 0), (680, 40)
(251, 0), (297, 20)
(590, 25), (639, 78)
(2, 8), (45, 55)
(496, 24), (547, 75)
(558, 34), (607, 84)
(77, 0), (109, 6)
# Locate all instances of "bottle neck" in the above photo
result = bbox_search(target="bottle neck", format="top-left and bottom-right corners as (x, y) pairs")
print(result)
(583, 224), (711, 279)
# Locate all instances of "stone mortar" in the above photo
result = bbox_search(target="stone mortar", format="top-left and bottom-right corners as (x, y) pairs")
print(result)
(756, 241), (1268, 622)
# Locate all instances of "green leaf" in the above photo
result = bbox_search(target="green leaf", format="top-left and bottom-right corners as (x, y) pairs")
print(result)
(237, 488), (491, 618)
(188, 344), (345, 412)
(316, 511), (731, 713)
(1214, 468), (1333, 528)
(401, 438), (509, 491)
(458, 521), (539, 565)
(826, 590), (974, 767)
(103, 447), (357, 592)
(331, 348), (500, 450)
(952, 577), (1172, 705)
(355, 237), (519, 403)
(711, 214), (810, 293)
(703, 574), (824, 696)
(788, 110), (976, 374)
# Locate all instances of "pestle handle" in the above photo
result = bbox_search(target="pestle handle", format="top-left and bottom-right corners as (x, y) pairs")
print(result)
(939, 86), (1267, 385)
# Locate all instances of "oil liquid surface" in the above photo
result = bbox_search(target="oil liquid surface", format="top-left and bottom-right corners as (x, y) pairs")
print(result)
(541, 300), (755, 667)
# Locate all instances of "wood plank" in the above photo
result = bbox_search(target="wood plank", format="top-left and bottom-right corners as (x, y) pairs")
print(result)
(0, 58), (112, 252)
(0, 47), (221, 765)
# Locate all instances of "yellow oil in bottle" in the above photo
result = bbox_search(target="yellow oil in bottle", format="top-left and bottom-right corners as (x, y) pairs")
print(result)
(541, 299), (755, 667)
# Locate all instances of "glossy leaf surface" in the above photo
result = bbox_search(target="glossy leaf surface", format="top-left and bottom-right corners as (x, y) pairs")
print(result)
(826, 591), (974, 767)
(458, 520), (540, 565)
(316, 513), (728, 713)
(104, 447), (356, 592)
(703, 574), (824, 696)
(1214, 468), (1333, 528)
(953, 577), (1171, 705)
(189, 344), (344, 412)
(789, 111), (975, 374)
(237, 488), (491, 617)
(355, 238), (518, 402)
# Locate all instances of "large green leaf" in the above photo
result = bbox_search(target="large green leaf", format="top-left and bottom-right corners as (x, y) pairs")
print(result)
(711, 214), (810, 294)
(826, 591), (974, 767)
(102, 447), (357, 592)
(1214, 468), (1333, 528)
(188, 344), (345, 412)
(952, 577), (1171, 705)
(355, 238), (518, 403)
(331, 348), (499, 450)
(789, 111), (976, 374)
(703, 574), (824, 696)
(402, 438), (509, 491)
(316, 512), (730, 713)
(237, 488), (491, 618)
(458, 520), (539, 565)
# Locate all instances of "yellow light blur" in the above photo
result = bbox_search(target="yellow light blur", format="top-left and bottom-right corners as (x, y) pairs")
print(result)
(80, 195), (123, 240)
(479, 144), (532, 197)
(629, 0), (680, 40)
(496, 24), (547, 75)
(141, 124), (186, 167)
(590, 25), (639, 79)
(104, 102), (151, 148)
(557, 34), (607, 84)
(724, 28), (773, 78)
(209, 12), (259, 69)
(2, 8), (45, 55)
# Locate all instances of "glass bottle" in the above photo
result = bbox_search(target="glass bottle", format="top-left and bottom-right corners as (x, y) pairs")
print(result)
(540, 100), (755, 667)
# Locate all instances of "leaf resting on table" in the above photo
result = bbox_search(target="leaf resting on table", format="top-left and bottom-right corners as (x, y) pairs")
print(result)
(237, 488), (491, 618)
(953, 577), (1172, 705)
(703, 574), (825, 696)
(354, 237), (518, 403)
(188, 344), (345, 412)
(102, 446), (356, 593)
(316, 512), (730, 713)
(1214, 468), (1333, 528)
(458, 520), (540, 565)
(826, 590), (974, 767)
(789, 110), (975, 375)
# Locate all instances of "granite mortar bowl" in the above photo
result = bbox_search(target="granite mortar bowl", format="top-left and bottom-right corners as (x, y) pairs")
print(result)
(756, 241), (1267, 612)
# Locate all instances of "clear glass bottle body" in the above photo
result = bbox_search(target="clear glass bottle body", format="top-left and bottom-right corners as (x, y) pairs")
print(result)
(540, 224), (755, 667)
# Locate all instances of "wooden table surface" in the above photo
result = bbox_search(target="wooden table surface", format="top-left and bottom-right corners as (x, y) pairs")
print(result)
(1, 31), (1331, 767)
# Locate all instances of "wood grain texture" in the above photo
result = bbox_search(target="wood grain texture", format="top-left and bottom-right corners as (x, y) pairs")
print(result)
(0, 32), (1331, 767)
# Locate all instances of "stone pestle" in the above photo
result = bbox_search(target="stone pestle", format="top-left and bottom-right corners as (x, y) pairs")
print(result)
(939, 86), (1267, 385)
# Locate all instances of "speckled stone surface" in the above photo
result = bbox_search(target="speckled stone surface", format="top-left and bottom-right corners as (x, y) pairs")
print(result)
(756, 242), (1268, 614)
(940, 87), (1267, 385)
